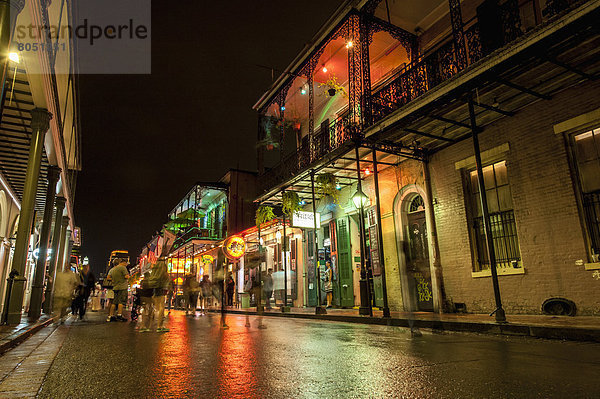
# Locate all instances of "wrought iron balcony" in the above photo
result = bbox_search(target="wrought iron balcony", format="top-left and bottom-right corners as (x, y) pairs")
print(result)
(256, 0), (590, 195)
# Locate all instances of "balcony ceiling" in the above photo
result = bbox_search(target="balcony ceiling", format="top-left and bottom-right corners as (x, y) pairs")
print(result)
(374, 0), (447, 33)
(0, 67), (50, 220)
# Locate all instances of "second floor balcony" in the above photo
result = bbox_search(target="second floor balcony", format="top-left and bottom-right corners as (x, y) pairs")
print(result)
(254, 0), (598, 197)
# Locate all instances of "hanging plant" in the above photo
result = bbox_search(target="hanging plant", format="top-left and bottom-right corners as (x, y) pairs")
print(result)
(316, 173), (340, 204)
(255, 205), (276, 227)
(281, 191), (301, 217)
(319, 74), (348, 98)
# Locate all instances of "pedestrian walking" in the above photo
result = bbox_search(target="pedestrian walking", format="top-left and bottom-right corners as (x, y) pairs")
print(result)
(148, 257), (170, 332)
(264, 269), (273, 309)
(183, 273), (199, 316)
(74, 264), (95, 319)
(52, 268), (80, 323)
(91, 283), (102, 311)
(226, 274), (235, 307)
(107, 259), (130, 322)
(200, 275), (212, 313)
(324, 261), (333, 308)
(166, 278), (174, 314)
(138, 271), (154, 332)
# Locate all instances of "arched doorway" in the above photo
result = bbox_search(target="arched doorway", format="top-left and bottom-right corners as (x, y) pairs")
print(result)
(394, 187), (435, 312)
(405, 195), (434, 311)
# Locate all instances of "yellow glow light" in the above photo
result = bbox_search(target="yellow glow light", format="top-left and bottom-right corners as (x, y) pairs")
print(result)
(8, 53), (19, 63)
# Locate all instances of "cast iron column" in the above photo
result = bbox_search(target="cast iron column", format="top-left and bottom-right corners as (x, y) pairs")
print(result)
(28, 166), (60, 319)
(43, 196), (65, 314)
(55, 216), (70, 273)
(5, 108), (52, 325)
(371, 150), (390, 317)
(310, 171), (326, 315)
(355, 145), (373, 316)
(467, 92), (506, 323)
(281, 191), (288, 312)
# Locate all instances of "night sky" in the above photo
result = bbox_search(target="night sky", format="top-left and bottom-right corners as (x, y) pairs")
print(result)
(75, 1), (345, 274)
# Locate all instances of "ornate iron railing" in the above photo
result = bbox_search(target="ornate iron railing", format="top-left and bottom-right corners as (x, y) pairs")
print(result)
(258, 0), (586, 194)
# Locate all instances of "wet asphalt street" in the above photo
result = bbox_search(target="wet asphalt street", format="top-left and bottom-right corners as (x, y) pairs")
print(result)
(26, 311), (600, 398)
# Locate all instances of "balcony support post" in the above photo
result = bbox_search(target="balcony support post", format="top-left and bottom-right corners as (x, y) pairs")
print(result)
(448, 0), (467, 70)
(43, 196), (66, 314)
(360, 14), (372, 127)
(5, 108), (52, 325)
(310, 171), (326, 315)
(355, 145), (373, 317)
(347, 13), (363, 126)
(467, 92), (506, 323)
(371, 149), (390, 318)
(308, 73), (315, 161)
(28, 166), (61, 320)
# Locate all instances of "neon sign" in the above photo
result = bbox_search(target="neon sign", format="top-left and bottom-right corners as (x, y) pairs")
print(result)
(223, 236), (246, 260)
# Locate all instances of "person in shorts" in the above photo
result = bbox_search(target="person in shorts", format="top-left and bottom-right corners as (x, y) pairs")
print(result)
(107, 259), (130, 322)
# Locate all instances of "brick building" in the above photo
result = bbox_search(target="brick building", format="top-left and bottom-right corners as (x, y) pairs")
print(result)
(252, 0), (600, 316)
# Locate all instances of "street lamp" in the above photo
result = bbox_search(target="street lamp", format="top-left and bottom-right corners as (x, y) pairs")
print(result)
(352, 188), (369, 209)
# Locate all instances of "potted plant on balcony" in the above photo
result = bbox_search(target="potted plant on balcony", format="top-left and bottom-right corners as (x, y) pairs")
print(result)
(255, 205), (276, 227)
(316, 173), (340, 204)
(320, 74), (348, 97)
(282, 191), (302, 217)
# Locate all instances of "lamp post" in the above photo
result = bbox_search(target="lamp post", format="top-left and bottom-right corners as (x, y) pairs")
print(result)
(353, 145), (373, 317)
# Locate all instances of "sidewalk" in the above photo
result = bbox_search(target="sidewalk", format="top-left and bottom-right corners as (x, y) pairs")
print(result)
(215, 306), (600, 342)
(0, 314), (56, 356)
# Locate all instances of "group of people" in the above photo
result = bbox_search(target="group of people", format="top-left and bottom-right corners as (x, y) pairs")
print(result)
(180, 273), (236, 314)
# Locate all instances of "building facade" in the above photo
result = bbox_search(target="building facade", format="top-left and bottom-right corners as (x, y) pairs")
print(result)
(0, 0), (82, 323)
(253, 0), (600, 315)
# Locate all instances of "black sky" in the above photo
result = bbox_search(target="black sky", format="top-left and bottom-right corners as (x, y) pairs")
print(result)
(75, 1), (345, 274)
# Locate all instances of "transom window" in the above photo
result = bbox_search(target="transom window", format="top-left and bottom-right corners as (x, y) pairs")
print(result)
(468, 161), (521, 272)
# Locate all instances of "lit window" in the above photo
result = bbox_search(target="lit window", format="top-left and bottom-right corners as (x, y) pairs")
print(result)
(467, 161), (521, 272)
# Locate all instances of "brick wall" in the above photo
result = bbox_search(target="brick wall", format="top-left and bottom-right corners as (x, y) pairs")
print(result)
(430, 79), (600, 315)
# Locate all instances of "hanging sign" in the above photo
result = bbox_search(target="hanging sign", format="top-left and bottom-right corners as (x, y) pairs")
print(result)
(367, 207), (381, 276)
(223, 236), (246, 260)
(292, 211), (320, 228)
(202, 255), (214, 264)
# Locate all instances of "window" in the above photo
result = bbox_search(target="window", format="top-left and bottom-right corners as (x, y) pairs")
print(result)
(573, 129), (600, 258)
(467, 161), (521, 272)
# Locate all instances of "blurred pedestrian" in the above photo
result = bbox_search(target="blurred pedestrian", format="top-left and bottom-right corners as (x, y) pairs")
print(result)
(200, 275), (212, 313)
(226, 274), (235, 306)
(74, 264), (95, 319)
(138, 271), (154, 332)
(264, 269), (273, 309)
(183, 273), (199, 316)
(107, 259), (129, 322)
(148, 257), (170, 332)
(53, 268), (79, 323)
(166, 278), (174, 314)
(91, 283), (102, 311)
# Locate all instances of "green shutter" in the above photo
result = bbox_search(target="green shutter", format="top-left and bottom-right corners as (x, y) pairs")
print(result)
(336, 217), (354, 307)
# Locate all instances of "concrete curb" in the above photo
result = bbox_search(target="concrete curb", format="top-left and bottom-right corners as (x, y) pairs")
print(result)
(0, 316), (57, 356)
(214, 309), (600, 342)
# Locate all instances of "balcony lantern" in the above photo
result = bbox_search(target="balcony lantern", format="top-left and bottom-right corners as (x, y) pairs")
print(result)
(352, 187), (369, 209)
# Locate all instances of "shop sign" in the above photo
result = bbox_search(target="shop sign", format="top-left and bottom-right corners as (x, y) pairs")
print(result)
(202, 255), (214, 264)
(292, 211), (320, 228)
(223, 236), (246, 260)
(367, 208), (381, 276)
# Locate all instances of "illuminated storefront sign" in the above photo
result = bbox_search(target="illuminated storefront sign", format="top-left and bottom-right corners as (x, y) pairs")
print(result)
(223, 236), (246, 260)
(292, 211), (320, 228)
(202, 255), (214, 264)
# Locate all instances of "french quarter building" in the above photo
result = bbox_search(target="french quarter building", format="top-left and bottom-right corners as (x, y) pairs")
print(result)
(0, 0), (82, 324)
(251, 0), (600, 317)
